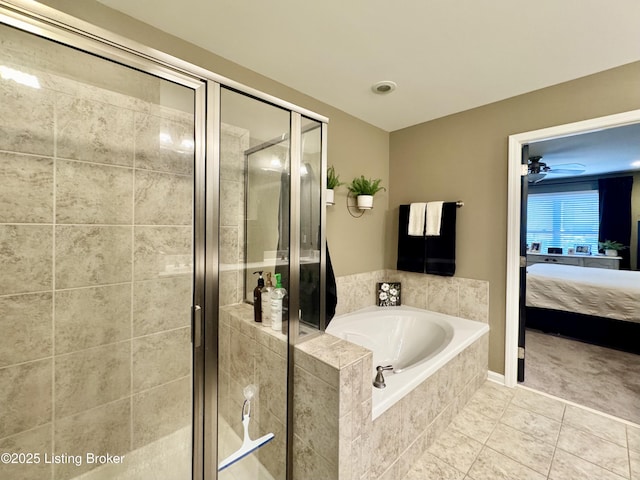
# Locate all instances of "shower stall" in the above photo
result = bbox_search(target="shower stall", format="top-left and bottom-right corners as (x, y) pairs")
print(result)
(0, 2), (327, 480)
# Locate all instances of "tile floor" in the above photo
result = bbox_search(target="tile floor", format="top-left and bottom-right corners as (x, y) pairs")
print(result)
(523, 329), (640, 424)
(404, 381), (640, 480)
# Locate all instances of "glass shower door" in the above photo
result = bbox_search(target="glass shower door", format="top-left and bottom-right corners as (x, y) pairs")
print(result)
(217, 87), (291, 480)
(0, 22), (198, 480)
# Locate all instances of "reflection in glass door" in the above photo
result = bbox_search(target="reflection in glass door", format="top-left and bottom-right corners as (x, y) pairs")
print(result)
(0, 21), (198, 480)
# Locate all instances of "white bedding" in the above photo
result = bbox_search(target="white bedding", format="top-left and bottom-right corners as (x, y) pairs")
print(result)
(526, 263), (640, 323)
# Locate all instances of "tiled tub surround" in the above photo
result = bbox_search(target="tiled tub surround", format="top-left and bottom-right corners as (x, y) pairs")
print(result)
(335, 269), (490, 324)
(220, 303), (488, 480)
(0, 32), (194, 480)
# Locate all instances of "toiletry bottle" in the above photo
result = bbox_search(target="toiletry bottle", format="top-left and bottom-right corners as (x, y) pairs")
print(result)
(261, 272), (274, 327)
(252, 271), (264, 322)
(270, 273), (287, 331)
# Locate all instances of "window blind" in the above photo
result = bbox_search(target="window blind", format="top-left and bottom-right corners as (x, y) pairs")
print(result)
(527, 190), (600, 254)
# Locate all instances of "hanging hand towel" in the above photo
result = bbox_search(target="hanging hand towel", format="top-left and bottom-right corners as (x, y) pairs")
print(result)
(408, 203), (427, 236)
(426, 201), (444, 236)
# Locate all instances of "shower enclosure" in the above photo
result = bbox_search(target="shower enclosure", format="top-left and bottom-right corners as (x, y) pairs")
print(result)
(0, 2), (327, 480)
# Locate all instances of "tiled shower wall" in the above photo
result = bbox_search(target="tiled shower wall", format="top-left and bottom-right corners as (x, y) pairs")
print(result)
(0, 30), (193, 480)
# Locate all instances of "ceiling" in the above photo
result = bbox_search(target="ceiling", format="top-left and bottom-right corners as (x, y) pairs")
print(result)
(95, 0), (640, 132)
(528, 122), (640, 180)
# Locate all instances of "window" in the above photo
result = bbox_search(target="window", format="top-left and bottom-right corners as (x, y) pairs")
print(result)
(527, 190), (600, 254)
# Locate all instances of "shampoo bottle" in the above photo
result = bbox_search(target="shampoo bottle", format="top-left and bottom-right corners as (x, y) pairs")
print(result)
(270, 273), (287, 331)
(261, 272), (274, 327)
(252, 271), (264, 322)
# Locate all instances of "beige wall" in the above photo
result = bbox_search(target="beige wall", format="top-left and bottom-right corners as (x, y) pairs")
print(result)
(37, 0), (390, 277)
(387, 61), (640, 373)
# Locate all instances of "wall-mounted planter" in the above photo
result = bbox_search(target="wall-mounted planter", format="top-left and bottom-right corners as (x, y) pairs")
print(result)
(357, 194), (373, 210)
(326, 188), (335, 205)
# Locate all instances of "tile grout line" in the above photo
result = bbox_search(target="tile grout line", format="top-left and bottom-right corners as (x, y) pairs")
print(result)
(51, 90), (58, 480)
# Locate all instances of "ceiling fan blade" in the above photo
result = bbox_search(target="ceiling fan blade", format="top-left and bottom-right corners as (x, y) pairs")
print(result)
(547, 163), (586, 174)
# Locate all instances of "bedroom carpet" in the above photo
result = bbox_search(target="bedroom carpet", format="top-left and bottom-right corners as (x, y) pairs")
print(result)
(522, 329), (640, 424)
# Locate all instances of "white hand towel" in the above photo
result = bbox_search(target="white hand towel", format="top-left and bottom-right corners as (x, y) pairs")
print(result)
(408, 203), (427, 236)
(426, 201), (444, 236)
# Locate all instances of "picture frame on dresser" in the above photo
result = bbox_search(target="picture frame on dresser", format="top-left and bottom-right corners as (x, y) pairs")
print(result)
(575, 244), (591, 254)
(530, 242), (541, 253)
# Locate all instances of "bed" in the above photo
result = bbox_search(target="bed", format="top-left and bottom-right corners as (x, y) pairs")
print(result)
(526, 263), (640, 353)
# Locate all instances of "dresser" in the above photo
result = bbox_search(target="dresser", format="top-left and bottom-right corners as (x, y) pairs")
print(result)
(526, 253), (621, 269)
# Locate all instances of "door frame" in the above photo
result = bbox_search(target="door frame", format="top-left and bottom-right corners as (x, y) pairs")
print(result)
(504, 108), (640, 387)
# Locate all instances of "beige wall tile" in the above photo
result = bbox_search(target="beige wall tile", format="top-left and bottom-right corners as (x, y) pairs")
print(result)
(0, 359), (51, 437)
(133, 226), (191, 280)
(0, 293), (52, 367)
(132, 327), (191, 392)
(56, 226), (132, 289)
(220, 179), (244, 227)
(0, 79), (54, 156)
(458, 278), (489, 323)
(371, 404), (402, 478)
(0, 152), (53, 223)
(257, 344), (287, 424)
(292, 435), (338, 480)
(134, 169), (193, 225)
(0, 225), (52, 295)
(56, 160), (133, 225)
(228, 327), (256, 390)
(427, 277), (459, 316)
(133, 276), (192, 336)
(134, 112), (194, 175)
(54, 399), (130, 480)
(0, 424), (52, 480)
(219, 226), (240, 265)
(293, 366), (339, 463)
(55, 342), (130, 418)
(55, 284), (131, 355)
(57, 94), (134, 166)
(132, 376), (191, 449)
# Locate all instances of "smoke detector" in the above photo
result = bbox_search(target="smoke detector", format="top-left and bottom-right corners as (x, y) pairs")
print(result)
(371, 81), (397, 94)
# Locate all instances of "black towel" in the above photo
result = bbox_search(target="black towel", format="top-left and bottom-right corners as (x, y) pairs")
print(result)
(397, 203), (457, 276)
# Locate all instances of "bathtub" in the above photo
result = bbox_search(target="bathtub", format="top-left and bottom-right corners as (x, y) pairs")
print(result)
(326, 305), (489, 419)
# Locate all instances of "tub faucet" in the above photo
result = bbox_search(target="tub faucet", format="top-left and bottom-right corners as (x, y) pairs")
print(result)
(373, 365), (393, 389)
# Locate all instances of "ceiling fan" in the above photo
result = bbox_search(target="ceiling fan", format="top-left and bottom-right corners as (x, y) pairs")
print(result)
(527, 156), (586, 183)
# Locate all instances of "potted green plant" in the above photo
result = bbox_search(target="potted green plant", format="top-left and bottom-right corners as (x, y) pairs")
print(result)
(598, 240), (627, 257)
(326, 165), (343, 205)
(347, 175), (386, 210)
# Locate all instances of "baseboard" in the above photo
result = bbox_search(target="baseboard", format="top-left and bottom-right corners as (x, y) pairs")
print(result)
(487, 370), (505, 385)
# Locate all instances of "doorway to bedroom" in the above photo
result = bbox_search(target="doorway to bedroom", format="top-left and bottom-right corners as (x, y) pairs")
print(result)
(505, 110), (640, 425)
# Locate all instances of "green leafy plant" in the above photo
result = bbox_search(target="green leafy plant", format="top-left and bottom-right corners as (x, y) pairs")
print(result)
(327, 165), (343, 189)
(598, 240), (627, 251)
(347, 176), (386, 196)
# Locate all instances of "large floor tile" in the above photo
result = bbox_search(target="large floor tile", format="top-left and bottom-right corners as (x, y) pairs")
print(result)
(500, 403), (561, 445)
(511, 387), (565, 422)
(557, 424), (630, 478)
(405, 452), (465, 480)
(486, 423), (555, 476)
(428, 428), (482, 474)
(550, 448), (628, 480)
(468, 446), (546, 480)
(563, 404), (627, 447)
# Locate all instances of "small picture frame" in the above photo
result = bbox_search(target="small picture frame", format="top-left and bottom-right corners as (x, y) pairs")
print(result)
(377, 282), (401, 307)
(567, 247), (575, 255)
(575, 245), (591, 255)
(529, 242), (541, 253)
(548, 247), (563, 255)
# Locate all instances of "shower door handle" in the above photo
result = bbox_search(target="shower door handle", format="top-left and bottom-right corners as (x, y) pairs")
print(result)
(192, 305), (202, 347)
